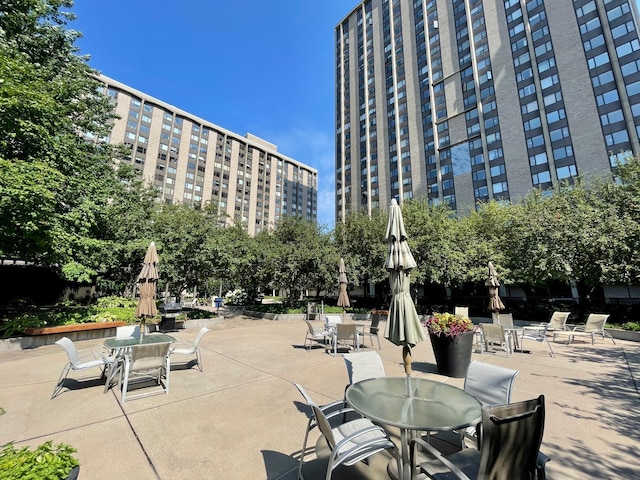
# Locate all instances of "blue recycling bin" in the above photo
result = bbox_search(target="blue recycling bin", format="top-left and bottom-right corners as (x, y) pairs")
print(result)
(214, 297), (223, 309)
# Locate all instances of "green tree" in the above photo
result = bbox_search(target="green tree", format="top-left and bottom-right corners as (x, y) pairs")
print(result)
(334, 209), (388, 299)
(0, 0), (125, 281)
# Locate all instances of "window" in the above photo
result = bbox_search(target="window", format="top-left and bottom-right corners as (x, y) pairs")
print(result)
(596, 89), (620, 106)
(556, 165), (577, 179)
(491, 164), (506, 177)
(600, 109), (624, 125)
(546, 108), (566, 124)
(529, 152), (548, 166)
(549, 126), (569, 142)
(584, 34), (605, 51)
(588, 52), (610, 69)
(532, 170), (551, 185)
(592, 70), (615, 87)
(527, 134), (544, 148)
(553, 145), (573, 160)
(524, 116), (541, 131)
(605, 128), (630, 146)
(492, 181), (508, 194)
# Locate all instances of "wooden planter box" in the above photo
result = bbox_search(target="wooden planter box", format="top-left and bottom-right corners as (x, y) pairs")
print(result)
(24, 322), (128, 336)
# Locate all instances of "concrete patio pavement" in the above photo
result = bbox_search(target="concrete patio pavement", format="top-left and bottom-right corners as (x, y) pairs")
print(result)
(1, 314), (639, 479)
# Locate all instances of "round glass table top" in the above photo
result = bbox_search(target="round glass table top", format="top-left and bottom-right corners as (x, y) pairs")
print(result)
(346, 376), (482, 431)
(104, 333), (175, 348)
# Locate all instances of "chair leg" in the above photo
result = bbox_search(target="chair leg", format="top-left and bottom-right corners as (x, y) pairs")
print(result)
(51, 364), (71, 399)
(545, 337), (555, 357)
(196, 348), (203, 372)
(298, 419), (313, 480)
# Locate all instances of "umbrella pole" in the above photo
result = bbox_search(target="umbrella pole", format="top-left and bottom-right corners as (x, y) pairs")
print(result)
(403, 345), (413, 397)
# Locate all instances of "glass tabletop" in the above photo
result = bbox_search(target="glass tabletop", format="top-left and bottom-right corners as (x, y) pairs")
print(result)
(104, 334), (176, 349)
(346, 377), (482, 431)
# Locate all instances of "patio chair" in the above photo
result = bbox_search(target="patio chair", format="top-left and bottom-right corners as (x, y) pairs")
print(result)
(333, 323), (360, 356)
(304, 320), (332, 351)
(492, 313), (523, 352)
(170, 327), (210, 371)
(294, 383), (400, 480)
(479, 323), (510, 356)
(360, 314), (382, 349)
(51, 337), (115, 399)
(116, 325), (141, 338)
(119, 342), (171, 403)
(410, 395), (545, 480)
(325, 315), (343, 328)
(460, 361), (519, 448)
(521, 323), (555, 357)
(554, 313), (615, 345)
(454, 306), (469, 318)
(523, 311), (570, 335)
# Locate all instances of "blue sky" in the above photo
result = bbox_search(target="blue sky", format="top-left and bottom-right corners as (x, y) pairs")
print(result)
(69, 0), (358, 229)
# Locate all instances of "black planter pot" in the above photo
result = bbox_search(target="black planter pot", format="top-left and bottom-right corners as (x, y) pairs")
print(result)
(429, 330), (474, 378)
(66, 466), (80, 480)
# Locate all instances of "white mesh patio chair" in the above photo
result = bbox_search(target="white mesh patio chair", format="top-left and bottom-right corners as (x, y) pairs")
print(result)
(333, 323), (360, 356)
(294, 383), (400, 480)
(523, 311), (570, 335)
(51, 337), (115, 399)
(116, 325), (141, 338)
(479, 323), (510, 357)
(521, 323), (555, 357)
(342, 351), (385, 409)
(170, 327), (210, 371)
(554, 313), (615, 345)
(454, 306), (469, 318)
(460, 361), (519, 447)
(119, 342), (171, 403)
(304, 320), (332, 351)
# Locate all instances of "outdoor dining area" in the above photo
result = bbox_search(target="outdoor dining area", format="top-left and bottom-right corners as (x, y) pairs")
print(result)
(1, 206), (639, 479)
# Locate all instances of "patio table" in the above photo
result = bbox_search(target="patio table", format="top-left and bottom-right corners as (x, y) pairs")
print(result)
(346, 376), (481, 479)
(103, 334), (175, 391)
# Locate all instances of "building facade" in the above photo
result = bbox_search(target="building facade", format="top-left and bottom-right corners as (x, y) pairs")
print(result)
(335, 0), (640, 219)
(94, 75), (318, 235)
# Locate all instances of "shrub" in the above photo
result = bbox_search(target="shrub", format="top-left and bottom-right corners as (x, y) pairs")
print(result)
(0, 441), (79, 480)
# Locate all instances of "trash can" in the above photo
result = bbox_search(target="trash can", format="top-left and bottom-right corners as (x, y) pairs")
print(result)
(214, 297), (223, 313)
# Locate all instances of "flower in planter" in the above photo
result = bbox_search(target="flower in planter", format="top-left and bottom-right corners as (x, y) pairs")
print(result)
(424, 312), (474, 339)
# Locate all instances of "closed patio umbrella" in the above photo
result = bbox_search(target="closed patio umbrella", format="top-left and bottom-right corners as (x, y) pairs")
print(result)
(383, 199), (426, 394)
(135, 242), (159, 332)
(485, 261), (505, 315)
(337, 258), (350, 309)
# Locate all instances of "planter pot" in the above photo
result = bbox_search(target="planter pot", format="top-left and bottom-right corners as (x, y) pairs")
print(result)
(429, 330), (474, 378)
(67, 466), (80, 480)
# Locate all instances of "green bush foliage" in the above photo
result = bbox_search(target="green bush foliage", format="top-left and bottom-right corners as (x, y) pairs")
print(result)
(0, 441), (78, 480)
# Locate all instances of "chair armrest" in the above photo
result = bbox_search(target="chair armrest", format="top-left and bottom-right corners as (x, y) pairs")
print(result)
(410, 437), (471, 480)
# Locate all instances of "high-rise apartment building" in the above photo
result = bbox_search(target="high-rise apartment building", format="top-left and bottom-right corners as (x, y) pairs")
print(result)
(335, 0), (640, 219)
(94, 75), (318, 234)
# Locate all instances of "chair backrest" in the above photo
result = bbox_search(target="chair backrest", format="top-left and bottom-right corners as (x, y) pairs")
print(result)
(306, 320), (323, 336)
(55, 337), (80, 366)
(369, 314), (381, 333)
(130, 343), (170, 372)
(478, 395), (545, 480)
(480, 324), (506, 348)
(116, 325), (141, 339)
(464, 360), (519, 406)
(336, 323), (357, 341)
(343, 351), (385, 385)
(325, 315), (343, 326)
(495, 313), (514, 329)
(584, 314), (610, 333)
(522, 322), (551, 341)
(549, 312), (570, 330)
(192, 327), (210, 346)
(454, 306), (469, 318)
(294, 383), (337, 449)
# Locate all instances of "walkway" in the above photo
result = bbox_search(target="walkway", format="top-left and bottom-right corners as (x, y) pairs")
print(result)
(1, 316), (639, 479)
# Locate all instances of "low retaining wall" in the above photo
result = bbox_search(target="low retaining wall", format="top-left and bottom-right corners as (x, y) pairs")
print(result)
(242, 310), (372, 322)
(0, 317), (224, 352)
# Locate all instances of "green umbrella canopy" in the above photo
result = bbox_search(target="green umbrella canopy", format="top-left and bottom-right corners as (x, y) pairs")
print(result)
(383, 199), (426, 376)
